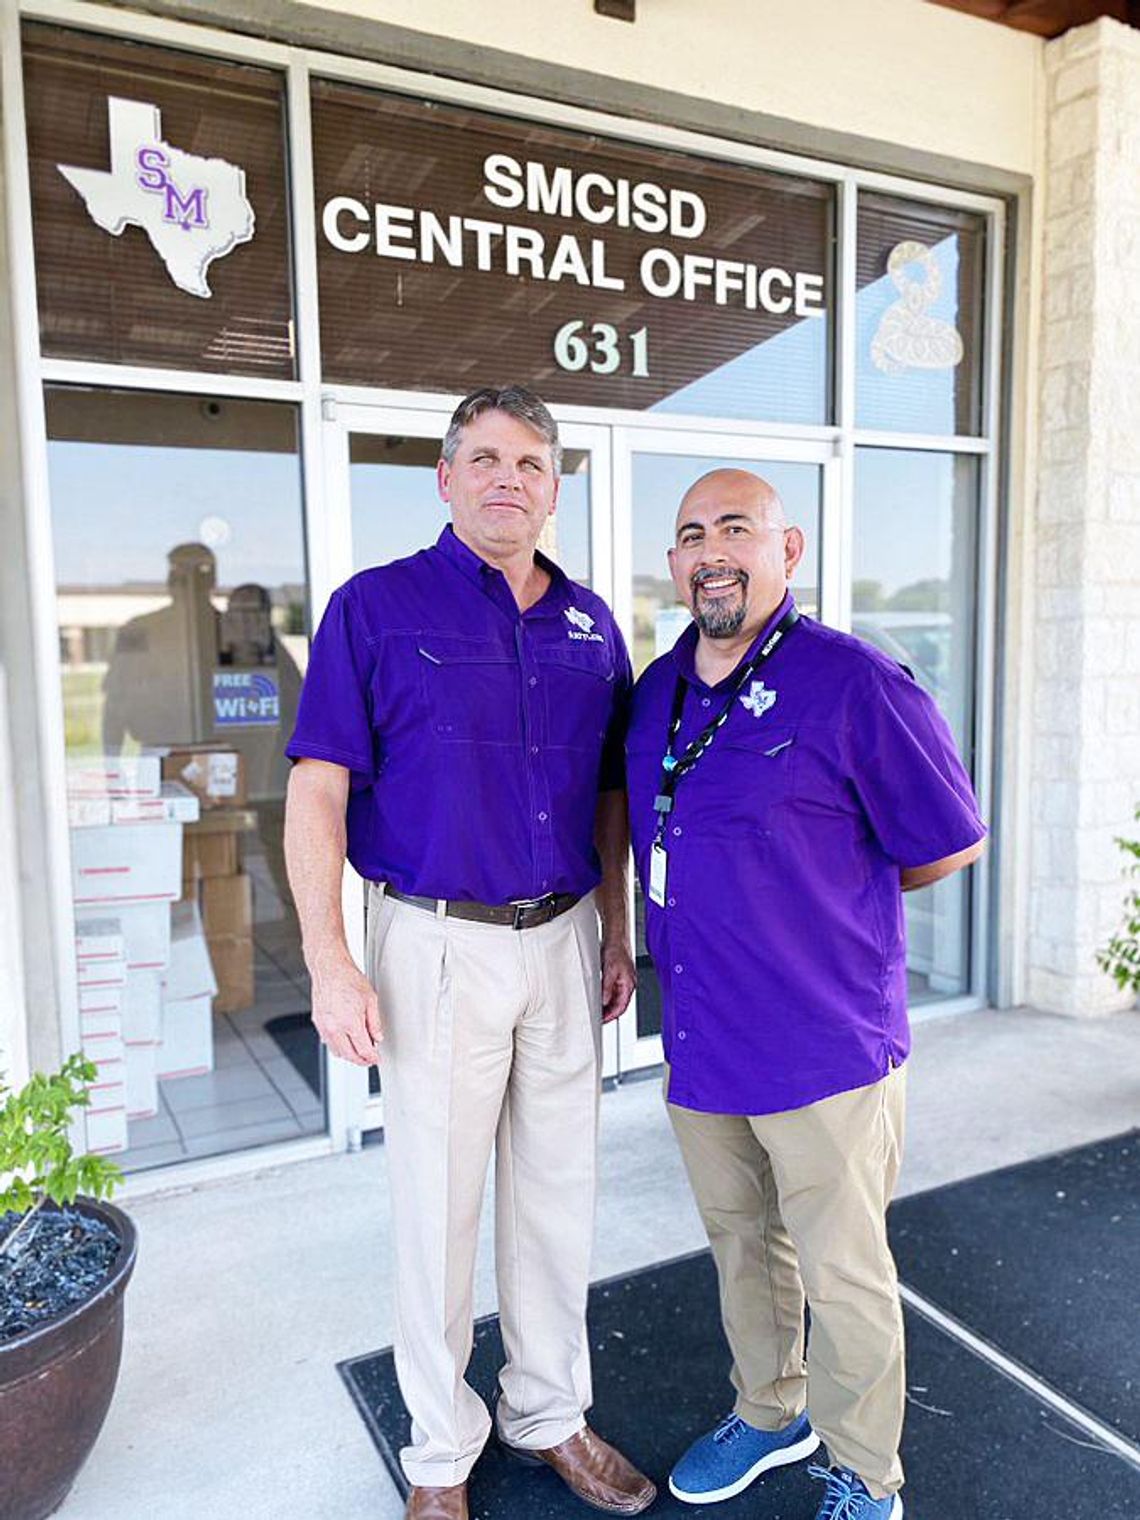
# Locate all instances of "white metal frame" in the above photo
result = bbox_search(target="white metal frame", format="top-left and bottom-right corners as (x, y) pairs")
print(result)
(10, 0), (1008, 1186)
(321, 399), (620, 1134)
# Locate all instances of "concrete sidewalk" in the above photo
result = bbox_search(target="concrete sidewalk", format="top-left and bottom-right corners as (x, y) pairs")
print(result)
(64, 1005), (1140, 1520)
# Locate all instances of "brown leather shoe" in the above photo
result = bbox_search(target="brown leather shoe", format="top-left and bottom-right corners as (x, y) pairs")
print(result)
(403, 1482), (468, 1520)
(504, 1426), (656, 1515)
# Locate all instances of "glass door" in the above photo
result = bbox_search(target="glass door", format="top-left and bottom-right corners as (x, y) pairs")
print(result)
(320, 403), (617, 1137)
(611, 428), (838, 1077)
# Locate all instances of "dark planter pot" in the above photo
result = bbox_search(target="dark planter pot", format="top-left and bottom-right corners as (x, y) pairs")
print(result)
(0, 1199), (138, 1520)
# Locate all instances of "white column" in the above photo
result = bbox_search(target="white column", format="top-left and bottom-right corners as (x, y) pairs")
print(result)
(0, 667), (30, 1088)
(1029, 19), (1140, 1016)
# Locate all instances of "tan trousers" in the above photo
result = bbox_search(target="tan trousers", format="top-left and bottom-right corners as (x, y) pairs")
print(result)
(667, 1066), (907, 1499)
(367, 886), (603, 1487)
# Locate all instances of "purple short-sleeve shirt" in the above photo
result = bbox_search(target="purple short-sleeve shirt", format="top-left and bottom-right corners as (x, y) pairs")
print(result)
(286, 526), (631, 903)
(626, 593), (986, 1116)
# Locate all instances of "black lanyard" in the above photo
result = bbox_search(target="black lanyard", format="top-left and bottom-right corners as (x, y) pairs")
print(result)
(653, 605), (800, 841)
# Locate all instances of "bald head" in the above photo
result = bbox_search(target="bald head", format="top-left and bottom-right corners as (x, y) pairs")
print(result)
(676, 469), (787, 539)
(669, 467), (805, 649)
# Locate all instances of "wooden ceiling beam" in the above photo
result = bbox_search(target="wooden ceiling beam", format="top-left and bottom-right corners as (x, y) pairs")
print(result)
(928, 0), (1138, 38)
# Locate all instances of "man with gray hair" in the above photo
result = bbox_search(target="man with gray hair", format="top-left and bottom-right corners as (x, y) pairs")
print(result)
(285, 386), (654, 1520)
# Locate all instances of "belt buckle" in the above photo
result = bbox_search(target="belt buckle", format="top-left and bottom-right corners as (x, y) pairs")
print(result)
(509, 892), (555, 930)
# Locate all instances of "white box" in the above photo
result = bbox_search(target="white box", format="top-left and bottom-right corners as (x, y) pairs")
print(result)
(78, 983), (124, 1018)
(83, 1029), (125, 1066)
(164, 903), (219, 1003)
(76, 952), (127, 990)
(111, 781), (201, 826)
(85, 1105), (128, 1155)
(122, 970), (162, 1045)
(124, 1043), (158, 1118)
(66, 754), (161, 799)
(69, 796), (112, 828)
(75, 916), (124, 962)
(71, 822), (182, 908)
(114, 903), (172, 972)
(86, 1056), (126, 1112)
(81, 1006), (123, 1041)
(157, 994), (214, 1079)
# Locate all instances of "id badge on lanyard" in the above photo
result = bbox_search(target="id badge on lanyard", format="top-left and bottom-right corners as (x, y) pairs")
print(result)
(649, 605), (799, 913)
(649, 840), (668, 907)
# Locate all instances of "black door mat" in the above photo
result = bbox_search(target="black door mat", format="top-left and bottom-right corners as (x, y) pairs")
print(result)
(888, 1130), (1140, 1442)
(340, 1249), (1140, 1519)
(263, 1012), (321, 1097)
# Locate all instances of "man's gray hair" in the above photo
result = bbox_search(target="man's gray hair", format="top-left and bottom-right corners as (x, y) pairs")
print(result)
(441, 385), (562, 474)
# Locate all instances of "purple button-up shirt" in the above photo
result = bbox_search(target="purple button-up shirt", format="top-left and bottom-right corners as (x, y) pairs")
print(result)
(286, 527), (632, 903)
(627, 593), (986, 1116)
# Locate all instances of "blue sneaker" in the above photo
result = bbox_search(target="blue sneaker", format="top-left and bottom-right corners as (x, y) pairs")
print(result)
(668, 1410), (820, 1504)
(809, 1464), (904, 1518)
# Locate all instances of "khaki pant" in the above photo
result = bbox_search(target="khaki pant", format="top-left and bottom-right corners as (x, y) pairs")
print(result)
(667, 1066), (907, 1498)
(368, 886), (603, 1487)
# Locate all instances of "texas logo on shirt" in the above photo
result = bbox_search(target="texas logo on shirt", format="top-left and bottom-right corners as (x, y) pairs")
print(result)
(564, 607), (605, 643)
(740, 680), (777, 718)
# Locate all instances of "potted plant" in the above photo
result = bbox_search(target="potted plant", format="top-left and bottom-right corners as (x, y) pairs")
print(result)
(0, 1053), (137, 1520)
(1097, 806), (1140, 999)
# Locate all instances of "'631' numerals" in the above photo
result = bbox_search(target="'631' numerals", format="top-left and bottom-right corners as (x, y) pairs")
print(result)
(553, 320), (649, 377)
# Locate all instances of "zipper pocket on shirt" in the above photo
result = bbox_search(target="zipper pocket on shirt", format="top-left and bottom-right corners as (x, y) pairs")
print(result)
(763, 737), (794, 758)
(417, 646), (442, 665)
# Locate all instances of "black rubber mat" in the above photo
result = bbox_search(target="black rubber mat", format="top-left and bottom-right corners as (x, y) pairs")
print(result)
(263, 1012), (321, 1096)
(340, 1249), (1140, 1518)
(889, 1130), (1140, 1442)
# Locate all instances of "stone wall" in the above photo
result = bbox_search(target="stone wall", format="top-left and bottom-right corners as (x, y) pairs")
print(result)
(1030, 18), (1140, 1014)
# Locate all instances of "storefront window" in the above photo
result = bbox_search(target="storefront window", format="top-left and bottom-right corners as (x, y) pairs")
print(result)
(856, 194), (986, 437)
(49, 388), (317, 1168)
(853, 448), (980, 1000)
(312, 81), (834, 424)
(23, 24), (295, 378)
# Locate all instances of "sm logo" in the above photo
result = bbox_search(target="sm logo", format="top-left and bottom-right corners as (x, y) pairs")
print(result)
(135, 146), (209, 231)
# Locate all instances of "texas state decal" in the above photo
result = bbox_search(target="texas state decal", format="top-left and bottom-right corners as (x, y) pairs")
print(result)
(58, 96), (255, 299)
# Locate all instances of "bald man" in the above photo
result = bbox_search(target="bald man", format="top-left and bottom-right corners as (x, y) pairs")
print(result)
(624, 471), (986, 1520)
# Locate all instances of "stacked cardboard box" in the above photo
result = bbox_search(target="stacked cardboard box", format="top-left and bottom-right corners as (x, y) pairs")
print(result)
(158, 903), (218, 1078)
(67, 757), (203, 1133)
(75, 918), (128, 1154)
(153, 743), (247, 811)
(181, 805), (256, 1014)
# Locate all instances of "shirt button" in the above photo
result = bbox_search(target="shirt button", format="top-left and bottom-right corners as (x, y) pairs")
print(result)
(668, 897), (676, 908)
(531, 745), (539, 755)
(538, 811), (548, 823)
(701, 697), (711, 708)
(677, 1029), (687, 1041)
(673, 826), (682, 837)
(674, 964), (683, 974)
(529, 676), (538, 687)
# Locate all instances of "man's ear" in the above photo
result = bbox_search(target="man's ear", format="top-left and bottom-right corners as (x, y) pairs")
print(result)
(784, 525), (806, 579)
(436, 456), (450, 503)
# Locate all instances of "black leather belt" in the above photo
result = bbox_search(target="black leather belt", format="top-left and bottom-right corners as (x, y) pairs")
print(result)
(385, 887), (581, 931)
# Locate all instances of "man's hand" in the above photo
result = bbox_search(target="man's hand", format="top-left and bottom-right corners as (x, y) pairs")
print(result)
(310, 954), (382, 1066)
(600, 940), (637, 1023)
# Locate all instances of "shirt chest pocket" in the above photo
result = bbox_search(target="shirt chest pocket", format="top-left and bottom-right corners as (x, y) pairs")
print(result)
(417, 636), (520, 745)
(691, 725), (799, 836)
(535, 645), (616, 752)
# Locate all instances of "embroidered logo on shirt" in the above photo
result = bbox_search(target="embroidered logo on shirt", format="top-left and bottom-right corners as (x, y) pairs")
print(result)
(740, 681), (777, 718)
(565, 606), (605, 643)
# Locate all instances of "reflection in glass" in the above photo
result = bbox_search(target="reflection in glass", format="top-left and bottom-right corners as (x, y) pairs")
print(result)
(350, 434), (592, 586)
(856, 194), (985, 437)
(854, 448), (979, 1002)
(48, 388), (320, 1171)
(629, 453), (823, 1040)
